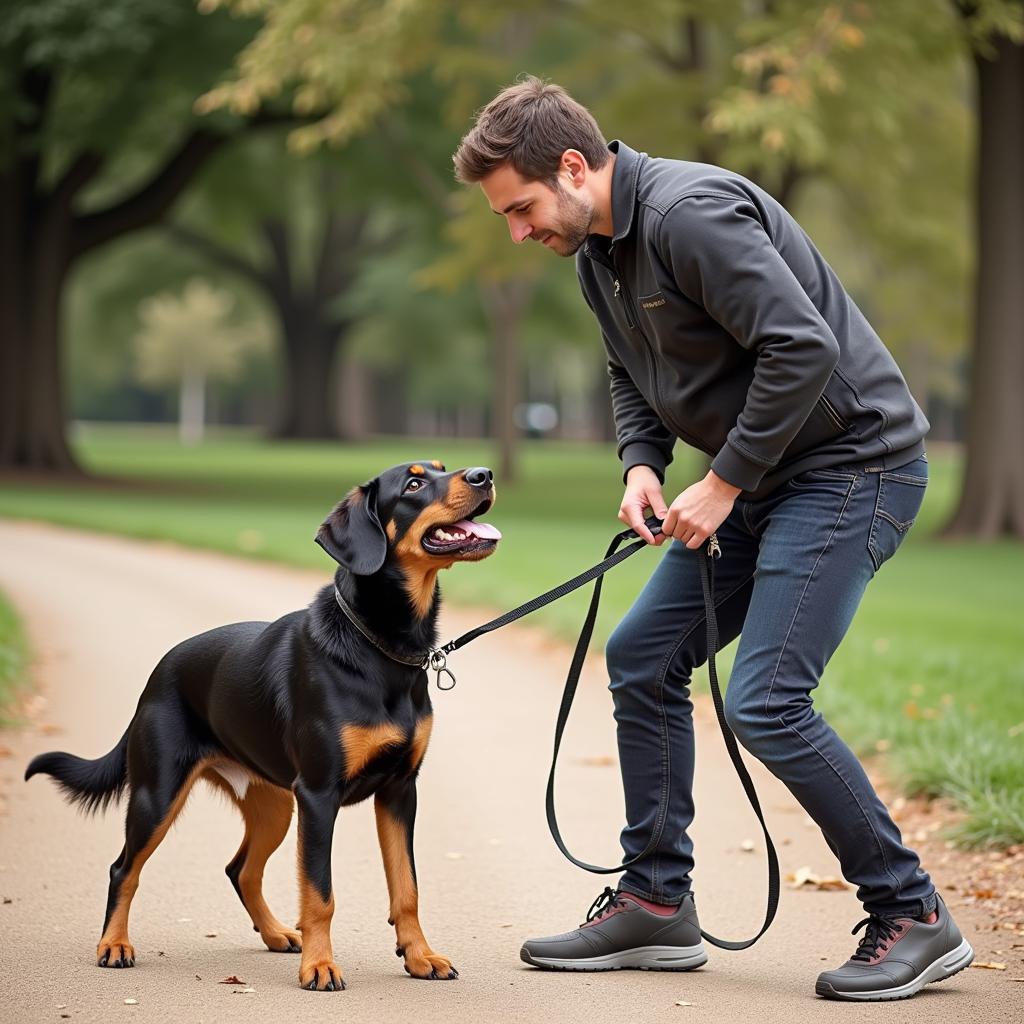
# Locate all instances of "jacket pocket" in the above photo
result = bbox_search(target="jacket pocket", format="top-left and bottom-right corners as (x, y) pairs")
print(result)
(783, 395), (852, 462)
(867, 457), (928, 572)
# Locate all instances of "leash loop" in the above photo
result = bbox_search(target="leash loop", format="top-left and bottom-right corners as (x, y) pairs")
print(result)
(432, 516), (778, 951)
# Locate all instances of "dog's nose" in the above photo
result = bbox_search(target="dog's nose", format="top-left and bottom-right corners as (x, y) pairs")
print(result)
(464, 467), (493, 488)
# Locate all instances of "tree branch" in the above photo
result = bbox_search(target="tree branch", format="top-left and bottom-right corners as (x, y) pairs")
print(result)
(49, 152), (104, 210)
(164, 224), (270, 289)
(71, 128), (225, 258)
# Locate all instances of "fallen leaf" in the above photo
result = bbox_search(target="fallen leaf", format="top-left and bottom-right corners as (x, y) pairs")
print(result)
(219, 976), (246, 985)
(973, 889), (996, 900)
(785, 867), (849, 891)
(205, 932), (218, 938)
(2, 897), (12, 904)
(971, 961), (1007, 970)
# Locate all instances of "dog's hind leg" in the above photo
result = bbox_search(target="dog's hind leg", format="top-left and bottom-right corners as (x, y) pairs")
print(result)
(96, 729), (206, 969)
(219, 779), (301, 953)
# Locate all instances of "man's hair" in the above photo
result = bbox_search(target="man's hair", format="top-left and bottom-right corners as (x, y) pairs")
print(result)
(453, 76), (609, 186)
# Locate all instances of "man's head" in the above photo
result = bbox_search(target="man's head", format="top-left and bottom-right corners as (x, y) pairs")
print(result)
(453, 77), (613, 256)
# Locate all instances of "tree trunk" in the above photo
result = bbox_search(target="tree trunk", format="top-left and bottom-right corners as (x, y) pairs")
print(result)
(179, 363), (206, 446)
(479, 279), (532, 483)
(273, 307), (344, 439)
(0, 169), (80, 474)
(943, 33), (1024, 538)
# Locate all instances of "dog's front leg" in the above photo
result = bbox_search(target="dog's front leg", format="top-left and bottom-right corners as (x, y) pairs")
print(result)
(295, 780), (345, 991)
(374, 778), (458, 980)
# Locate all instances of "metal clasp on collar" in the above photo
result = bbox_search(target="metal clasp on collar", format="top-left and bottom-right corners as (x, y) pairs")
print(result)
(424, 650), (457, 691)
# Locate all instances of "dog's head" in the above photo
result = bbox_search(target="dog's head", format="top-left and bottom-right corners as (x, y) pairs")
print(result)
(316, 462), (499, 612)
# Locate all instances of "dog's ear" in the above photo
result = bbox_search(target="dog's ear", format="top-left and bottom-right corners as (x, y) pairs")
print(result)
(315, 481), (387, 575)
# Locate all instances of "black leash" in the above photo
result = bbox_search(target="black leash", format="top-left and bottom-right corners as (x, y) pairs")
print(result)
(428, 516), (779, 950)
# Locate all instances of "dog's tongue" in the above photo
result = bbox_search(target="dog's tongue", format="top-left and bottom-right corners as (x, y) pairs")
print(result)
(454, 518), (502, 541)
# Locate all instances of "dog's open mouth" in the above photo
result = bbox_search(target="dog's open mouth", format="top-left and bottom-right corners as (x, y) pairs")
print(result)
(421, 499), (501, 557)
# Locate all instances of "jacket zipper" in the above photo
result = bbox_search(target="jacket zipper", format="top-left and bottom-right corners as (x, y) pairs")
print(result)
(613, 278), (637, 330)
(614, 272), (709, 454)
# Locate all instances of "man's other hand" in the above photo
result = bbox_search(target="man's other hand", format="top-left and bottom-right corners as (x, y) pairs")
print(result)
(662, 471), (742, 549)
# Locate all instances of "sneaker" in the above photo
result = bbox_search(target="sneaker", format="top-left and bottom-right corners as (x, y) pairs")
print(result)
(816, 893), (973, 1001)
(519, 887), (708, 972)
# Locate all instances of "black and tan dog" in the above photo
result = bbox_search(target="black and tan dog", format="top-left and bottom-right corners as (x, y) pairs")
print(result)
(25, 461), (499, 991)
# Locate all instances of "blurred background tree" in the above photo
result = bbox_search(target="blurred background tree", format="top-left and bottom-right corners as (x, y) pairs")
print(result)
(132, 278), (271, 444)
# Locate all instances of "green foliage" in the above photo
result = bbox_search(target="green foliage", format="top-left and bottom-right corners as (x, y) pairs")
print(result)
(197, 0), (442, 152)
(0, 0), (256, 177)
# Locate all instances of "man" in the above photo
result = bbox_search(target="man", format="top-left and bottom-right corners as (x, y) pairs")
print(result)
(453, 77), (974, 1001)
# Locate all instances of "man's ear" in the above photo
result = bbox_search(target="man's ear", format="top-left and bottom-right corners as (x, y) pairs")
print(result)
(315, 481), (387, 575)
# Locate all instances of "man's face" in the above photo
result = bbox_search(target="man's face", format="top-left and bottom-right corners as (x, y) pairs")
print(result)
(480, 162), (595, 257)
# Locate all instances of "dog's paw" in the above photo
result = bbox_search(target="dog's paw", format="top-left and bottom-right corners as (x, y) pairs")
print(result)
(97, 940), (135, 968)
(262, 927), (302, 953)
(403, 949), (458, 981)
(299, 958), (346, 991)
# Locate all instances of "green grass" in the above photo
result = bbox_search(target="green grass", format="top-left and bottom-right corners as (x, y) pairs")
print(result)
(0, 589), (28, 726)
(1, 423), (1022, 846)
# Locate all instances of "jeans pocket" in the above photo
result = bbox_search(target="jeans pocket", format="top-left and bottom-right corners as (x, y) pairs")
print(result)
(867, 458), (928, 572)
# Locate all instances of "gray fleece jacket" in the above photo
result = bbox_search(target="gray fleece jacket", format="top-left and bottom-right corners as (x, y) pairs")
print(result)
(576, 141), (928, 500)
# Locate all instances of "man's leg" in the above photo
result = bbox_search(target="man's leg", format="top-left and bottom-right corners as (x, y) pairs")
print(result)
(724, 462), (933, 913)
(605, 507), (759, 904)
(520, 504), (759, 972)
(723, 457), (971, 999)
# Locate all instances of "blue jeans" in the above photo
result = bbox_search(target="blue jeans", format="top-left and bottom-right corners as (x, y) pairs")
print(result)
(606, 454), (936, 918)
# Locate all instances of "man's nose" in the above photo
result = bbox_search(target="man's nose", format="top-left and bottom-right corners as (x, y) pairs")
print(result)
(508, 218), (532, 244)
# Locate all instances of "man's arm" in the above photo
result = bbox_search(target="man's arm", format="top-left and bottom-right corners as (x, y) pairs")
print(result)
(657, 195), (841, 493)
(608, 358), (676, 484)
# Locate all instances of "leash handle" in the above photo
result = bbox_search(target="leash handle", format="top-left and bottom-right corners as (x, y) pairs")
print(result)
(541, 524), (780, 950)
(437, 516), (780, 950)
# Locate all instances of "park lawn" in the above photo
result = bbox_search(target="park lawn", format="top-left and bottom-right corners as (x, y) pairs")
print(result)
(0, 423), (1021, 846)
(0, 589), (28, 726)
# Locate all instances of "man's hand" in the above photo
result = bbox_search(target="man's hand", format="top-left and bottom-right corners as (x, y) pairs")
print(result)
(662, 470), (742, 549)
(619, 466), (670, 545)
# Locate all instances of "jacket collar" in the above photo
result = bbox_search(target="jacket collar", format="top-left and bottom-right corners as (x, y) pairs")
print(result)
(584, 140), (643, 258)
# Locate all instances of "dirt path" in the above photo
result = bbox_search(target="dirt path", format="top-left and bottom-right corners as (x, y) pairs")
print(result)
(0, 521), (1014, 1023)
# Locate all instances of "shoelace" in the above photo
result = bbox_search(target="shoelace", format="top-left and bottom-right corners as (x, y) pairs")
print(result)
(584, 886), (626, 925)
(849, 914), (902, 962)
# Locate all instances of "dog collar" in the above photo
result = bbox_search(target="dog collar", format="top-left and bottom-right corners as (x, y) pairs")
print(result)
(332, 586), (456, 690)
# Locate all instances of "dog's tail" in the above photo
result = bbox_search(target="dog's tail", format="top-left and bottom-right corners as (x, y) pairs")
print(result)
(24, 728), (130, 815)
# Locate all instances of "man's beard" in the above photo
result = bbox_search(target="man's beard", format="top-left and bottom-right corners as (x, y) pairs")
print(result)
(547, 184), (594, 256)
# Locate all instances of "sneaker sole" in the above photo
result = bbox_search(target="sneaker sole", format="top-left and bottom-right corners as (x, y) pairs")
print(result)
(520, 943), (708, 972)
(815, 937), (975, 1001)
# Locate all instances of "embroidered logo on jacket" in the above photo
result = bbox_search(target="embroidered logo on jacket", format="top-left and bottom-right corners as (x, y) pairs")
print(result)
(640, 294), (666, 309)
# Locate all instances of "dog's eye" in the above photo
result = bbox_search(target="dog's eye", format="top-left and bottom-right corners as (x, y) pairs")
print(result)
(404, 478), (425, 492)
